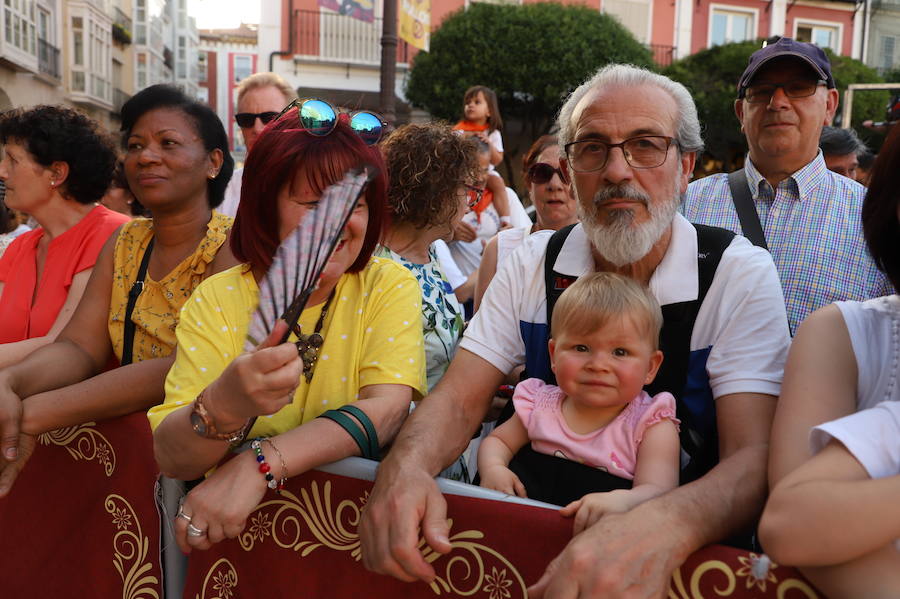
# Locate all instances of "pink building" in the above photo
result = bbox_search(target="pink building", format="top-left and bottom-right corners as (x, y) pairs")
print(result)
(257, 0), (863, 120)
(199, 24), (258, 161)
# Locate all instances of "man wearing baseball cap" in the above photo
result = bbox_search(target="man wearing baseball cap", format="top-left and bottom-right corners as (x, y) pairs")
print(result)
(683, 37), (890, 335)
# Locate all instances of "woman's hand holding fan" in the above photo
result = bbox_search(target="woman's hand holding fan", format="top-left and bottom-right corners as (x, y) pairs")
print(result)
(200, 167), (375, 431)
(202, 321), (302, 431)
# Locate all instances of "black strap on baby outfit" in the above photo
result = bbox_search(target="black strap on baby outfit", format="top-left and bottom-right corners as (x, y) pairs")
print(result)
(492, 223), (735, 505)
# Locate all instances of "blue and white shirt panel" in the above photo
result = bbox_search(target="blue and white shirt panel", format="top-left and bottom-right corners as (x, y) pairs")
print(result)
(461, 214), (790, 406)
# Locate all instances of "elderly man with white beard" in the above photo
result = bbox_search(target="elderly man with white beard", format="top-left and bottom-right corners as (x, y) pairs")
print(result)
(359, 64), (791, 598)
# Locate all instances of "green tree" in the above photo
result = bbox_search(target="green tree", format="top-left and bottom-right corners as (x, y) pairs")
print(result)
(405, 3), (653, 141)
(665, 41), (888, 169)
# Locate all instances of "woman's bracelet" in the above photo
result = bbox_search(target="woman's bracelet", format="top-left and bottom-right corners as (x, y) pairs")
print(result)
(250, 438), (286, 493)
(263, 438), (288, 491)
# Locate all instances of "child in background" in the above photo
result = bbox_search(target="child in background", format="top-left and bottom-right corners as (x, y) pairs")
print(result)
(448, 142), (503, 288)
(478, 273), (680, 534)
(454, 85), (511, 229)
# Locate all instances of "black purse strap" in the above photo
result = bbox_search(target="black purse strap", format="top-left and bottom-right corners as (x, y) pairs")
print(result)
(121, 237), (154, 366)
(727, 169), (768, 250)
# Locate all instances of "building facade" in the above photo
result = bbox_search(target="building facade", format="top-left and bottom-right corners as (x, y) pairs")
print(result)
(133, 0), (199, 99)
(0, 0), (66, 112)
(865, 0), (900, 73)
(198, 23), (258, 162)
(258, 0), (866, 125)
(0, 0), (196, 130)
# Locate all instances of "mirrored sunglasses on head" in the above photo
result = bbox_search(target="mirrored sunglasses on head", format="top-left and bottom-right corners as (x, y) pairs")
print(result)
(274, 98), (388, 146)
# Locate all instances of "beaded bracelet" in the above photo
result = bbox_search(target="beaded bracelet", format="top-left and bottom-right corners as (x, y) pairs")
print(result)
(250, 438), (286, 493)
(263, 438), (288, 491)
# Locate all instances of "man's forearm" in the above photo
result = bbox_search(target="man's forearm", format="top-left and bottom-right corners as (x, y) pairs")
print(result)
(388, 390), (487, 475)
(644, 442), (769, 554)
(383, 350), (503, 476)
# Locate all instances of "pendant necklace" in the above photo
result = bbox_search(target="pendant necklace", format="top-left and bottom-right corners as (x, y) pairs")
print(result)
(292, 289), (336, 382)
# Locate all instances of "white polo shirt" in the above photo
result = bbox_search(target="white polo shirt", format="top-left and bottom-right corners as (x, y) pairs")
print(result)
(461, 214), (790, 402)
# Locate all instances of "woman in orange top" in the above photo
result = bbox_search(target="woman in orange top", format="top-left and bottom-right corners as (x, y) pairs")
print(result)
(0, 106), (129, 367)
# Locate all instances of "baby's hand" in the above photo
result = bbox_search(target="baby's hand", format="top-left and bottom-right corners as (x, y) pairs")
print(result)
(560, 491), (633, 535)
(479, 465), (527, 498)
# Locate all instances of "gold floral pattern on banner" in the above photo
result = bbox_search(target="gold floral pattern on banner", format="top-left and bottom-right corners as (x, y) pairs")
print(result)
(238, 480), (526, 597)
(105, 494), (160, 599)
(667, 554), (821, 598)
(197, 558), (239, 599)
(39, 422), (116, 476)
(238, 481), (362, 558)
(421, 527), (526, 597)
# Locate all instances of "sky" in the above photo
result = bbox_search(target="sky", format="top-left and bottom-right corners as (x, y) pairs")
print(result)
(189, 0), (261, 29)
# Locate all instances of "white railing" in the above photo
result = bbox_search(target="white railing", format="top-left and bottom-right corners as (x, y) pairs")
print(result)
(294, 9), (412, 66)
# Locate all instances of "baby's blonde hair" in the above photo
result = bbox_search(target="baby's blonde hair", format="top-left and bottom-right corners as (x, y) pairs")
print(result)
(550, 273), (663, 349)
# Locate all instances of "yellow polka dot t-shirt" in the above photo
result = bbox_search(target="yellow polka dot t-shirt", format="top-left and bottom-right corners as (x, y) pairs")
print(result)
(148, 256), (426, 436)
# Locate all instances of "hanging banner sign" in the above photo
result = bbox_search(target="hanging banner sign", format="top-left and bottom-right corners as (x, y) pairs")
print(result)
(399, 0), (430, 52)
(181, 458), (825, 599)
(319, 0), (375, 24)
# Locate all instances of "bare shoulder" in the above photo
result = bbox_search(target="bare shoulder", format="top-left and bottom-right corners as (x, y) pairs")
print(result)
(792, 304), (851, 351)
(209, 227), (240, 275)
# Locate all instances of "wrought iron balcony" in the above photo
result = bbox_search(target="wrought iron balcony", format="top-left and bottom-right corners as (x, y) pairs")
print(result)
(113, 6), (133, 44)
(114, 5), (133, 31)
(37, 38), (60, 80)
(649, 44), (676, 67)
(293, 9), (411, 66)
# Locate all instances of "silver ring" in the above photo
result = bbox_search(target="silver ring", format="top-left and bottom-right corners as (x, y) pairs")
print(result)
(186, 523), (206, 537)
(176, 506), (192, 523)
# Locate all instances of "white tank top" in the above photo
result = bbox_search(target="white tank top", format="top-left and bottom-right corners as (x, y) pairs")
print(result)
(835, 295), (900, 409)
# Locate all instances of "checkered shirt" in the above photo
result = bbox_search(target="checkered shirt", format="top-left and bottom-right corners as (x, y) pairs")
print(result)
(682, 152), (892, 335)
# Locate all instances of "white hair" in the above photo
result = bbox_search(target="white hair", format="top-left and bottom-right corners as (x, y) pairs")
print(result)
(556, 64), (703, 155)
(575, 183), (680, 267)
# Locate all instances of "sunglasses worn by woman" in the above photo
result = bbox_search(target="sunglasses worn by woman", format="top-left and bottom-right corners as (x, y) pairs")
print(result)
(276, 98), (388, 146)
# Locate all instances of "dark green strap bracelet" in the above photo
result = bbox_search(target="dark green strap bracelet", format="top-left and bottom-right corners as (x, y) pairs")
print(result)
(337, 404), (379, 459)
(318, 410), (369, 458)
(318, 406), (379, 460)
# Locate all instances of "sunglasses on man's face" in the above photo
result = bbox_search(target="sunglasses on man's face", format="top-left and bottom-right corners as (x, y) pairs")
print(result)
(234, 111), (279, 128)
(275, 98), (388, 146)
(527, 162), (568, 185)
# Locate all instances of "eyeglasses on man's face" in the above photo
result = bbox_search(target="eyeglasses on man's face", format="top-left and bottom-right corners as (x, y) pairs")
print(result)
(741, 79), (826, 104)
(564, 135), (677, 172)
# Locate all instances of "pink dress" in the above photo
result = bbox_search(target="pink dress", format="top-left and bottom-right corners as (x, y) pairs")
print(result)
(513, 377), (679, 480)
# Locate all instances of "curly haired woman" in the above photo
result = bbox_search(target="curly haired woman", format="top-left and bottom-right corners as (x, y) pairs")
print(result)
(0, 106), (129, 368)
(378, 122), (481, 391)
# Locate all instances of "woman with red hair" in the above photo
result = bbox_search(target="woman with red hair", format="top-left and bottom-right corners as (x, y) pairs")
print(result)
(149, 104), (426, 552)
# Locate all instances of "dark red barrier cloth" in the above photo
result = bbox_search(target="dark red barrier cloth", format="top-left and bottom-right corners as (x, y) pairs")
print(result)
(182, 469), (824, 599)
(0, 411), (162, 598)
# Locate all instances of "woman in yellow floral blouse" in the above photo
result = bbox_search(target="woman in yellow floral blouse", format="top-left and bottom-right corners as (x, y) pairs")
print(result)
(0, 84), (238, 493)
(149, 105), (426, 553)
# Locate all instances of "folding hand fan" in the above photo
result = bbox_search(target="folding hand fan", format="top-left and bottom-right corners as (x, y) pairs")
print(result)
(244, 166), (375, 352)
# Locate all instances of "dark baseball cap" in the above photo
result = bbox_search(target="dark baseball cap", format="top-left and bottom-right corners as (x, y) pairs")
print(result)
(737, 37), (835, 98)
